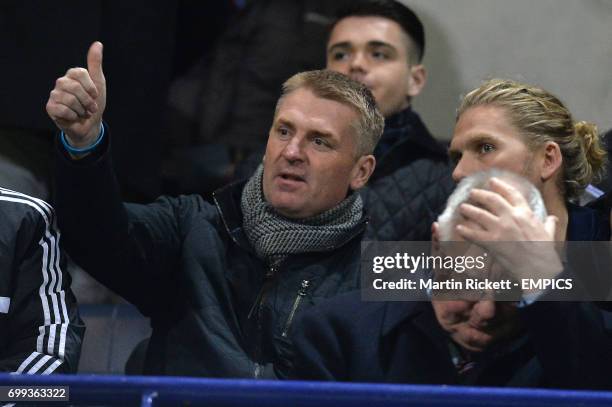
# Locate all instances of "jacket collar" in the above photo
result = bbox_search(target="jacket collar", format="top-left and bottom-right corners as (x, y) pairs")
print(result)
(212, 180), (253, 251)
(372, 107), (449, 180)
(212, 180), (369, 253)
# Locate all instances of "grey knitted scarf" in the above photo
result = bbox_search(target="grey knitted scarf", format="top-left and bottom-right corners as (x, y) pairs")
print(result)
(241, 165), (363, 266)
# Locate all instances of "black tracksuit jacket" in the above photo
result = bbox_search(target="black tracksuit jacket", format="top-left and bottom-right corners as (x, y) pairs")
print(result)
(0, 188), (84, 374)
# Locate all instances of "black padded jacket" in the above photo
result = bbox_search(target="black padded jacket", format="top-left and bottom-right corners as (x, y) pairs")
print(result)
(55, 131), (366, 378)
(360, 108), (455, 241)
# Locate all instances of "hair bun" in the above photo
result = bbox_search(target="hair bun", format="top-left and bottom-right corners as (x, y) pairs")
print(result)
(574, 121), (597, 149)
(574, 120), (606, 184)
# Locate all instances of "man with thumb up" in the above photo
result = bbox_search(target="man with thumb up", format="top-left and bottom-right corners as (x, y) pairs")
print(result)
(46, 42), (384, 378)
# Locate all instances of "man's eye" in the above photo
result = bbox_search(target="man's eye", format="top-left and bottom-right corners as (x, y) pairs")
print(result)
(313, 137), (329, 147)
(278, 127), (290, 137)
(371, 51), (389, 60)
(331, 51), (349, 61)
(479, 143), (495, 154)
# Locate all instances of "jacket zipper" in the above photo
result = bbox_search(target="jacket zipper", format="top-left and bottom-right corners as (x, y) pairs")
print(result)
(249, 266), (276, 378)
(248, 266), (276, 320)
(281, 280), (310, 337)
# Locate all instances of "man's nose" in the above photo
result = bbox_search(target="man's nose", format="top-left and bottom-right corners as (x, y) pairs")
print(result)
(471, 300), (496, 327)
(349, 51), (368, 74)
(452, 157), (469, 182)
(282, 136), (305, 163)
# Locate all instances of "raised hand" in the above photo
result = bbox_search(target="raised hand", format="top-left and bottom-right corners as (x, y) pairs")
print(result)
(455, 177), (562, 282)
(46, 41), (106, 148)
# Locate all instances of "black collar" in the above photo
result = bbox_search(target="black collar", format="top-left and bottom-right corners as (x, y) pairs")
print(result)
(212, 180), (254, 251)
(373, 108), (449, 180)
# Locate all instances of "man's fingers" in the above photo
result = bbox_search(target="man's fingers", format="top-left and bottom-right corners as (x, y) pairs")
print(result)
(468, 188), (510, 216)
(50, 89), (92, 118)
(47, 102), (79, 122)
(65, 67), (99, 101)
(87, 41), (105, 88)
(54, 77), (98, 114)
(489, 177), (528, 207)
(456, 223), (488, 242)
(459, 203), (498, 231)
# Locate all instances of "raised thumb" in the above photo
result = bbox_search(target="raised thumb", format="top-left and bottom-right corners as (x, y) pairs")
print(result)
(87, 41), (105, 87)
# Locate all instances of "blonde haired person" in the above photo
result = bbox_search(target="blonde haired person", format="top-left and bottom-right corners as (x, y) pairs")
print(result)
(433, 78), (611, 347)
(454, 79), (605, 194)
(288, 79), (612, 388)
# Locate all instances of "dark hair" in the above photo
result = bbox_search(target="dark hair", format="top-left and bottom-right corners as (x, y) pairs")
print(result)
(333, 0), (425, 62)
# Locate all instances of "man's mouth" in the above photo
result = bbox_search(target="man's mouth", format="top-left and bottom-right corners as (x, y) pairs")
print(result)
(278, 172), (306, 183)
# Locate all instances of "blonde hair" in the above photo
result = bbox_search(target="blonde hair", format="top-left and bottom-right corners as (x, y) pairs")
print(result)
(457, 79), (607, 200)
(277, 70), (384, 156)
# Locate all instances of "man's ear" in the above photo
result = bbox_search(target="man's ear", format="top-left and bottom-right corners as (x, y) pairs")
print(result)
(407, 64), (427, 98)
(539, 141), (563, 181)
(349, 155), (376, 190)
